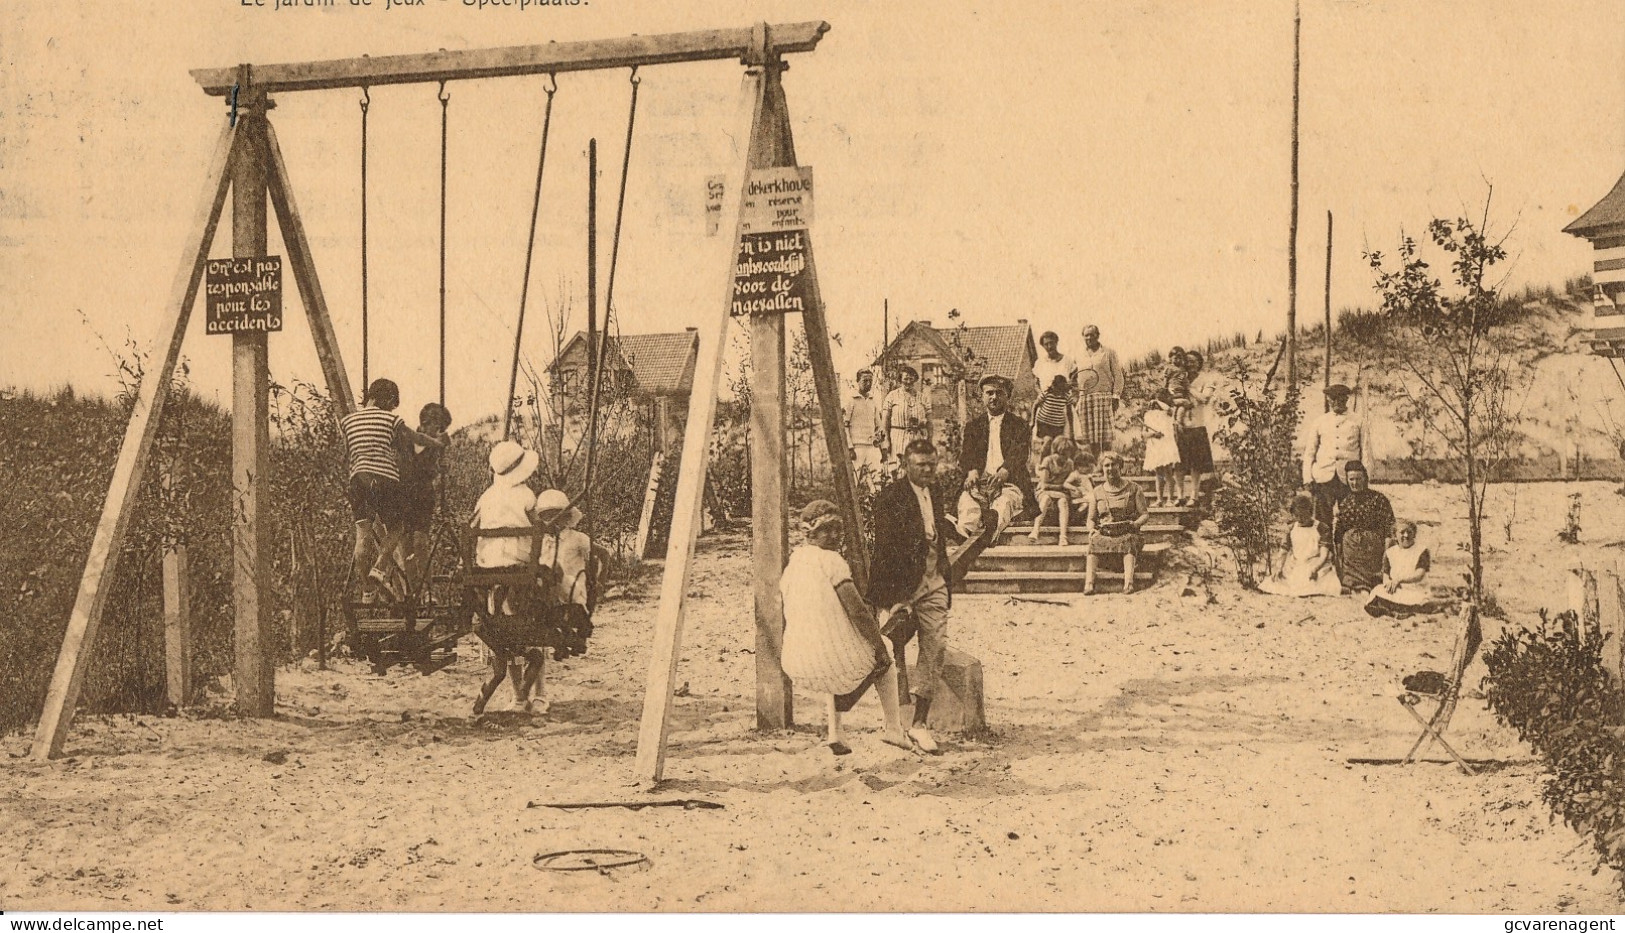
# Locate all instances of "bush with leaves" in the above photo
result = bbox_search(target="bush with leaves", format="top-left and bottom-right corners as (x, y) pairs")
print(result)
(266, 380), (352, 660)
(1483, 609), (1625, 890)
(0, 382), (234, 732)
(1209, 366), (1302, 588)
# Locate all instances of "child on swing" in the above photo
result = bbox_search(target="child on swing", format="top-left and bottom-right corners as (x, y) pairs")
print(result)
(339, 378), (446, 603)
(471, 439), (540, 617)
(779, 500), (912, 756)
(400, 402), (453, 594)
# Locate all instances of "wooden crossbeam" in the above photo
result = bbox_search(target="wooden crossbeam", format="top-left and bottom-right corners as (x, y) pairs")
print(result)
(190, 22), (829, 96)
(33, 120), (242, 759)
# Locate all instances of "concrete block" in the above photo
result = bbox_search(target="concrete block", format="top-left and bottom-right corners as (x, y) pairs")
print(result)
(926, 647), (986, 733)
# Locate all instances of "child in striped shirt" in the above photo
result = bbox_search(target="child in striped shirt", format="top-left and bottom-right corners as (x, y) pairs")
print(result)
(1030, 374), (1074, 441)
(340, 378), (446, 603)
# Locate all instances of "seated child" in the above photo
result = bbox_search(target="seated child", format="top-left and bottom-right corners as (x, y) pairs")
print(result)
(779, 500), (911, 756)
(1258, 492), (1341, 597)
(472, 439), (540, 616)
(1364, 520), (1433, 617)
(1065, 450), (1095, 526)
(399, 402), (452, 593)
(1030, 437), (1078, 546)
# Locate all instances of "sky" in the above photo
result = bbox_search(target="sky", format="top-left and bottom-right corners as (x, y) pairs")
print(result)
(2, 0), (1622, 422)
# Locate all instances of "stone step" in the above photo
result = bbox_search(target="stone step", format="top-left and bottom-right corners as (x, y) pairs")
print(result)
(958, 570), (1154, 594)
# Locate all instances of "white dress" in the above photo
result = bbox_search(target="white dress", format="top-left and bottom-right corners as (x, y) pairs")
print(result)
(780, 545), (876, 694)
(1371, 544), (1431, 606)
(1259, 523), (1342, 597)
(1142, 408), (1180, 472)
(473, 484), (536, 568)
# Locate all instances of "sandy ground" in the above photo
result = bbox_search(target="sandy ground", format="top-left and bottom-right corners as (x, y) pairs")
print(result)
(5, 481), (1625, 913)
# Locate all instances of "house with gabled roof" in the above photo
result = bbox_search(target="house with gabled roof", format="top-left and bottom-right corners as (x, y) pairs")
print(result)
(546, 328), (700, 451)
(872, 317), (1038, 431)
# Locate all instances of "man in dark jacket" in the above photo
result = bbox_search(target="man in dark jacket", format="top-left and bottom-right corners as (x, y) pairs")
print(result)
(866, 438), (955, 753)
(959, 374), (1033, 539)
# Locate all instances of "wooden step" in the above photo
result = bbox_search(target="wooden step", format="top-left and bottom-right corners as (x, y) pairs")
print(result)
(959, 570), (1154, 594)
(1003, 524), (1187, 542)
(975, 541), (1171, 568)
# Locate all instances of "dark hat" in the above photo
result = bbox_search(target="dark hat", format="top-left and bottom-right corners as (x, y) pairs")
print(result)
(895, 363), (919, 379)
(1325, 383), (1354, 399)
(978, 373), (1013, 392)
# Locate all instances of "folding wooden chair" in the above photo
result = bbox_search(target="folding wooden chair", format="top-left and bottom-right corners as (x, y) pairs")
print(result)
(1397, 603), (1484, 775)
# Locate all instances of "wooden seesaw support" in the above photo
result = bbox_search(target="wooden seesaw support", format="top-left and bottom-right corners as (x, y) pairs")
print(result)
(34, 23), (862, 775)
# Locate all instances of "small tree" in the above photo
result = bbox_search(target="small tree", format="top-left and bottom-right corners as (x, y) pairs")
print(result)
(1364, 201), (1521, 618)
(1210, 363), (1302, 587)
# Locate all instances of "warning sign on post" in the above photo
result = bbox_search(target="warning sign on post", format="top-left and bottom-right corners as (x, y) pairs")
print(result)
(205, 256), (283, 335)
(732, 231), (810, 317)
(706, 166), (814, 236)
(708, 166), (816, 316)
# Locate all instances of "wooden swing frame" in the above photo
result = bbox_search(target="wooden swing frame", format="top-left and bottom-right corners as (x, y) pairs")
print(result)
(34, 23), (867, 784)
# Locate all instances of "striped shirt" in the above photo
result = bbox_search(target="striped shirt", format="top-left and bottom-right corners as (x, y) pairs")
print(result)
(340, 406), (404, 481)
(1035, 390), (1071, 430)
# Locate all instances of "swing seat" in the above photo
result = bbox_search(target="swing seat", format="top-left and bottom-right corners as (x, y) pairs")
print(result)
(461, 526), (599, 661)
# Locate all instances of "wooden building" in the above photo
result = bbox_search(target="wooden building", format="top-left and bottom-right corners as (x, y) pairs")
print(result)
(1565, 168), (1625, 357)
(546, 328), (700, 451)
(872, 318), (1038, 434)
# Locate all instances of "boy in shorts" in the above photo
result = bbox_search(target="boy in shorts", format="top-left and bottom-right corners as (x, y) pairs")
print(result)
(399, 402), (452, 593)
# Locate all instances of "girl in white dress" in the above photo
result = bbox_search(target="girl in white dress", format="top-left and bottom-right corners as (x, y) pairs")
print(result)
(1259, 493), (1342, 597)
(1364, 521), (1433, 616)
(1143, 400), (1181, 505)
(779, 500), (912, 755)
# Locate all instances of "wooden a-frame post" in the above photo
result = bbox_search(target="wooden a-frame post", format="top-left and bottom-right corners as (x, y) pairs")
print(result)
(636, 24), (866, 781)
(232, 75), (275, 716)
(33, 88), (358, 757)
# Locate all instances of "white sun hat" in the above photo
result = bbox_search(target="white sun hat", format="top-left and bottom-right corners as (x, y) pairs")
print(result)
(487, 440), (539, 486)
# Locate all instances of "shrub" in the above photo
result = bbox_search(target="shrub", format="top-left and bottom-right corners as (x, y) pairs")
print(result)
(0, 387), (234, 733)
(1483, 609), (1625, 890)
(1209, 366), (1302, 587)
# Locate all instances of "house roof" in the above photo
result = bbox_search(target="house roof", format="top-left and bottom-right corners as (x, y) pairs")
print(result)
(874, 320), (1036, 384)
(548, 330), (699, 396)
(956, 324), (1038, 382)
(1565, 169), (1625, 238)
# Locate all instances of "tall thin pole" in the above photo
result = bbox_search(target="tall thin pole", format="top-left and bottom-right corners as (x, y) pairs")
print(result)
(359, 88), (370, 395)
(1286, 0), (1301, 391)
(438, 83), (450, 407)
(883, 297), (889, 362)
(583, 139), (599, 534)
(1324, 209), (1334, 409)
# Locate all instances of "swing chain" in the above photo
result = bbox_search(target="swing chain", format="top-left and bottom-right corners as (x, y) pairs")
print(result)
(628, 64), (641, 87)
(544, 72), (558, 97)
(438, 79), (451, 105)
(359, 84), (370, 114)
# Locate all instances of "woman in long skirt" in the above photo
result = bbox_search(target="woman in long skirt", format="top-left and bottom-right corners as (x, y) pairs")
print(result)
(1333, 461), (1395, 593)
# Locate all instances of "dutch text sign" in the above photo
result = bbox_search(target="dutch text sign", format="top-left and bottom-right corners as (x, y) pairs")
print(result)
(205, 256), (283, 335)
(732, 231), (810, 316)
